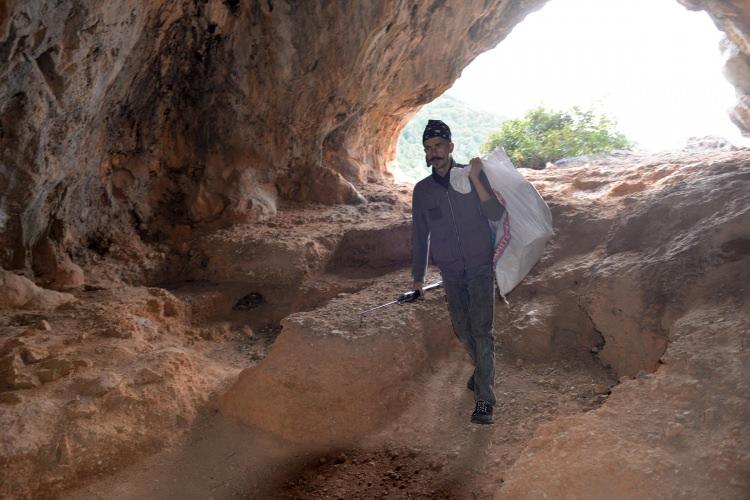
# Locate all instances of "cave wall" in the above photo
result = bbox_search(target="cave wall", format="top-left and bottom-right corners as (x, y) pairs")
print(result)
(1, 0), (748, 281)
(678, 0), (750, 137)
(0, 0), (548, 276)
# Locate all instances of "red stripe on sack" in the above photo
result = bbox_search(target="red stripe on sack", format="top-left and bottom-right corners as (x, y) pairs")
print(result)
(493, 190), (511, 263)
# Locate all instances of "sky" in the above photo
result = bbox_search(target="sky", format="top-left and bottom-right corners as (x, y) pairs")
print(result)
(446, 0), (750, 151)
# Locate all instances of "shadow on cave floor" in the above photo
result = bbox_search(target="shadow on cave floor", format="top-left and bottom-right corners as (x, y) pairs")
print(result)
(159, 271), (378, 363)
(64, 334), (613, 499)
(158, 219), (416, 366)
(270, 348), (613, 499)
(64, 244), (614, 499)
(62, 184), (623, 498)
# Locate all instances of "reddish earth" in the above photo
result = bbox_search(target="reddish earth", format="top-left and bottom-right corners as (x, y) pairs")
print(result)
(1, 149), (749, 499)
(3, 1), (750, 497)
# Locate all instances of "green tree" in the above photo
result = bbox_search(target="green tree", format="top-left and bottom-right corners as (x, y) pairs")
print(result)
(481, 106), (633, 169)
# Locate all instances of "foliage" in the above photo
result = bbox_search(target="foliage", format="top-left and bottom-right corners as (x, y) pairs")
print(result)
(480, 106), (633, 169)
(392, 94), (505, 183)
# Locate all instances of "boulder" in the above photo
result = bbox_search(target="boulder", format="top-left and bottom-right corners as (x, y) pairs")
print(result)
(21, 346), (50, 364)
(0, 270), (76, 311)
(36, 358), (74, 383)
(71, 371), (123, 397)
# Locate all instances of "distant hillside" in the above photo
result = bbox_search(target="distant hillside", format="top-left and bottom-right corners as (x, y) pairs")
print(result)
(392, 94), (506, 183)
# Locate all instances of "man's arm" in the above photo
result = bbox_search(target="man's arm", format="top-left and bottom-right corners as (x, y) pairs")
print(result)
(469, 158), (505, 221)
(411, 188), (429, 295)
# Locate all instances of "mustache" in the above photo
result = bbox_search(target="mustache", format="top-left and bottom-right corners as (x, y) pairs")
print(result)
(428, 157), (443, 163)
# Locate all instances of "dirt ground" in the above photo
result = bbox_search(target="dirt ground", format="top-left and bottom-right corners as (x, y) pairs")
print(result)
(2, 149), (749, 499)
(65, 275), (614, 499)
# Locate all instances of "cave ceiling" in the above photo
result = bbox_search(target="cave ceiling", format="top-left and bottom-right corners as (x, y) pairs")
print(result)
(0, 0), (747, 273)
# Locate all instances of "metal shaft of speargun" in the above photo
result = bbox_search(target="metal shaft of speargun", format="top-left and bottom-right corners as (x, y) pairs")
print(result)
(359, 299), (398, 316)
(358, 281), (443, 327)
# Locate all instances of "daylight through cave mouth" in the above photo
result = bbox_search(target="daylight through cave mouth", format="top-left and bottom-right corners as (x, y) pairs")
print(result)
(390, 0), (748, 184)
(1, 1), (749, 498)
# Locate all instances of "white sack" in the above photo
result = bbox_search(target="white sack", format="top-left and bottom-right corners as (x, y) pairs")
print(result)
(482, 149), (553, 297)
(449, 166), (472, 194)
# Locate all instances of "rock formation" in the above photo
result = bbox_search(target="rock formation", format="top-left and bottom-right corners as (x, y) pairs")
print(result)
(1, 0), (749, 498)
(1, 0), (749, 280)
(215, 150), (749, 499)
(0, 0), (547, 277)
(679, 0), (750, 136)
(1, 147), (748, 499)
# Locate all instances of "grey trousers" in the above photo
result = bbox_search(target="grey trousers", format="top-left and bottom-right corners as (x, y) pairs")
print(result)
(443, 264), (496, 406)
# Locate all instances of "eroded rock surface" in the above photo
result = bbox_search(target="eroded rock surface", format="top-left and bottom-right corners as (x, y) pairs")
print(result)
(500, 305), (749, 500)
(0, 0), (546, 275)
(1, 0), (749, 497)
(495, 150), (750, 499)
(0, 148), (747, 498)
(4, 0), (747, 282)
(0, 286), (236, 498)
(0, 268), (76, 310)
(217, 150), (750, 498)
(679, 0), (750, 135)
(0, 182), (415, 499)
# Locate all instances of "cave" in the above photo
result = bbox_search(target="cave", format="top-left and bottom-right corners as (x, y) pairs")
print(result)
(1, 1), (749, 498)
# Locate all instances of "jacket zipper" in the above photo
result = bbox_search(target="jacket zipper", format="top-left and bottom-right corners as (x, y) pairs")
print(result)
(445, 190), (466, 268)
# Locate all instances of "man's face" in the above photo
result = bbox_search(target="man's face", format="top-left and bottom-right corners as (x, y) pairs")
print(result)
(423, 137), (454, 175)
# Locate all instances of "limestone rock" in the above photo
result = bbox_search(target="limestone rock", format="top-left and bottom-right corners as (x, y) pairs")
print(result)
(0, 269), (76, 311)
(239, 326), (254, 339)
(73, 358), (94, 368)
(9, 374), (39, 390)
(219, 294), (454, 445)
(0, 354), (24, 390)
(1, 0), (552, 271)
(679, 1), (750, 136)
(24, 288), (77, 311)
(21, 345), (50, 364)
(499, 306), (749, 500)
(31, 237), (85, 290)
(0, 337), (26, 356)
(16, 328), (37, 338)
(0, 354), (40, 391)
(0, 0), (748, 280)
(134, 367), (162, 386)
(99, 326), (134, 339)
(55, 436), (73, 465)
(0, 270), (37, 308)
(71, 371), (122, 397)
(50, 258), (85, 291)
(37, 358), (73, 383)
(682, 135), (738, 151)
(0, 392), (22, 404)
(65, 399), (98, 418)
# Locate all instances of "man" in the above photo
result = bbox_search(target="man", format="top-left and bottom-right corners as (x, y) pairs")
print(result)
(411, 119), (505, 424)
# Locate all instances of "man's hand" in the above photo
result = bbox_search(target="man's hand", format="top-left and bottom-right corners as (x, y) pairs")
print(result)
(413, 281), (425, 299)
(468, 157), (492, 202)
(469, 157), (483, 180)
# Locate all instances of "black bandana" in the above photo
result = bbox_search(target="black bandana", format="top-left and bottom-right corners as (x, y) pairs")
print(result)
(422, 119), (452, 144)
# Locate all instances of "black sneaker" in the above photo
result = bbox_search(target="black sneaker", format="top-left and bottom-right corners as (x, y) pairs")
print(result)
(471, 400), (494, 425)
(467, 376), (474, 392)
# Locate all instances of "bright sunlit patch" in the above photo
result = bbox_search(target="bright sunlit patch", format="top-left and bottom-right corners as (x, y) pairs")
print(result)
(446, 0), (749, 151)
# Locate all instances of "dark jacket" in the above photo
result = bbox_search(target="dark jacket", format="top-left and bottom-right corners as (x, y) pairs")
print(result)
(411, 159), (505, 282)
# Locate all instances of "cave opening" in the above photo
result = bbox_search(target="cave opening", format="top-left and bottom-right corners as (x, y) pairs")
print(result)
(2, 1), (749, 498)
(391, 0), (750, 184)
